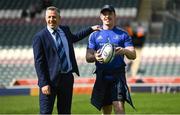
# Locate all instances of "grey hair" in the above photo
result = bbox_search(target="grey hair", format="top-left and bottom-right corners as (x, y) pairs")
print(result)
(45, 6), (60, 16)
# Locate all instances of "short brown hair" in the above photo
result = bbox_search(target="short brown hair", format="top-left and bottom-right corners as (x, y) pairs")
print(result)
(46, 6), (60, 16)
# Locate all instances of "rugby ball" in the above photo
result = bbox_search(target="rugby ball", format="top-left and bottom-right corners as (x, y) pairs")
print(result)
(100, 43), (115, 63)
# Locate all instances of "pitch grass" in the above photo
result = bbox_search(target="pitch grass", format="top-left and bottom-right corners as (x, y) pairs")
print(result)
(0, 93), (180, 114)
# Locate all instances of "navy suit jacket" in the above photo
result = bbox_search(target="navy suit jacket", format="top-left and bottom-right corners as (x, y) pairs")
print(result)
(33, 25), (93, 88)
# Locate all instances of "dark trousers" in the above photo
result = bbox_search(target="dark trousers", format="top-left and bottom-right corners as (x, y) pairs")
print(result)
(39, 73), (74, 114)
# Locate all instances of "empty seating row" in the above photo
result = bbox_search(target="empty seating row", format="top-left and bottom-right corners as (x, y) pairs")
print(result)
(55, 0), (140, 9)
(0, 0), (36, 9)
(0, 0), (140, 10)
(160, 18), (180, 43)
(0, 64), (36, 86)
(0, 0), (140, 19)
(137, 43), (180, 77)
(0, 24), (43, 46)
(0, 8), (137, 19)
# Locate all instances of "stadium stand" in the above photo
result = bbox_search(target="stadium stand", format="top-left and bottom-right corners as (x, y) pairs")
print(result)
(134, 0), (180, 78)
(138, 43), (180, 77)
(0, 0), (180, 94)
(0, 0), (141, 86)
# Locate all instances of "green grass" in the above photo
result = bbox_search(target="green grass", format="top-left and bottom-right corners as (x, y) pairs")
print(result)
(0, 93), (180, 114)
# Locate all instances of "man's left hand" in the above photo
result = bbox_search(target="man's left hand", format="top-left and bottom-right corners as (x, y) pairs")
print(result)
(91, 25), (102, 31)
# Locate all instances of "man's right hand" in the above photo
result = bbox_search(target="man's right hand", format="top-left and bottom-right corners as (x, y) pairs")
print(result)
(95, 49), (104, 63)
(41, 85), (51, 95)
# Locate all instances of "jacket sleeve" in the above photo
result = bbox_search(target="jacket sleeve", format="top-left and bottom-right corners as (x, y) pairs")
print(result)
(65, 26), (94, 43)
(32, 34), (50, 88)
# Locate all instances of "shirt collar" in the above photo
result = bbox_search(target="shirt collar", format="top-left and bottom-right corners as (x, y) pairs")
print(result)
(47, 26), (60, 34)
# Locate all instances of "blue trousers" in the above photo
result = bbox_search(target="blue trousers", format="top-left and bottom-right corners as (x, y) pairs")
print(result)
(39, 73), (74, 114)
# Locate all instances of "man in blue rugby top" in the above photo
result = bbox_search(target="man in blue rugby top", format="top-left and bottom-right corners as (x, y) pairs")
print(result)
(86, 5), (136, 114)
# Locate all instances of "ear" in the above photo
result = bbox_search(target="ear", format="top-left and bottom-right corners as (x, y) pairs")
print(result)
(114, 13), (116, 17)
(59, 15), (61, 19)
(58, 16), (61, 24)
(45, 16), (47, 23)
(100, 14), (103, 20)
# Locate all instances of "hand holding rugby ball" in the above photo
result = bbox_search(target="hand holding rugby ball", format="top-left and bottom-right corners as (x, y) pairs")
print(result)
(99, 43), (115, 63)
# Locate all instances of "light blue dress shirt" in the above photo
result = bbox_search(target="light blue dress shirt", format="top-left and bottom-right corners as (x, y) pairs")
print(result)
(47, 26), (72, 73)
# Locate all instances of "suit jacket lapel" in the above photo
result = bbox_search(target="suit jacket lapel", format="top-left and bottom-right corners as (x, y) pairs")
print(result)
(60, 26), (72, 49)
(44, 28), (57, 52)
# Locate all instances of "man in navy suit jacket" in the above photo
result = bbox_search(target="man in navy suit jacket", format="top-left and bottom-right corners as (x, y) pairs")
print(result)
(32, 6), (100, 114)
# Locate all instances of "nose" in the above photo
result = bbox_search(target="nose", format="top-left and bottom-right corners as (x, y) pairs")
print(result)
(49, 16), (54, 20)
(104, 15), (110, 18)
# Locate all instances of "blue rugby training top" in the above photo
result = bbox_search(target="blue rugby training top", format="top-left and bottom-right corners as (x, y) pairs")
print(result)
(87, 26), (133, 70)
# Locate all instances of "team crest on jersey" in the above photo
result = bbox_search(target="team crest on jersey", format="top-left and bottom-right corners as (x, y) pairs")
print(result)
(114, 35), (119, 39)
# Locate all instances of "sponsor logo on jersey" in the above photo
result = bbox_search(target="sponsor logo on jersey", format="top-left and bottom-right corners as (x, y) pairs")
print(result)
(97, 36), (103, 40)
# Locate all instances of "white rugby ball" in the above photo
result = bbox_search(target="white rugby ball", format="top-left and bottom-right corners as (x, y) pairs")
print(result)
(100, 43), (115, 63)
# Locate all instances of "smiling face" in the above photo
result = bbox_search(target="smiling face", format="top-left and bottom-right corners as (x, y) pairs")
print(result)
(100, 10), (116, 29)
(45, 7), (61, 29)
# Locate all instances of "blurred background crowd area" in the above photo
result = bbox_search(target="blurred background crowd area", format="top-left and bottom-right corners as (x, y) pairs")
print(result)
(0, 0), (180, 87)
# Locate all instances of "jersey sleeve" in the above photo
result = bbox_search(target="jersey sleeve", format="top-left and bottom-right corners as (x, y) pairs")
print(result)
(87, 32), (96, 49)
(124, 34), (133, 47)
